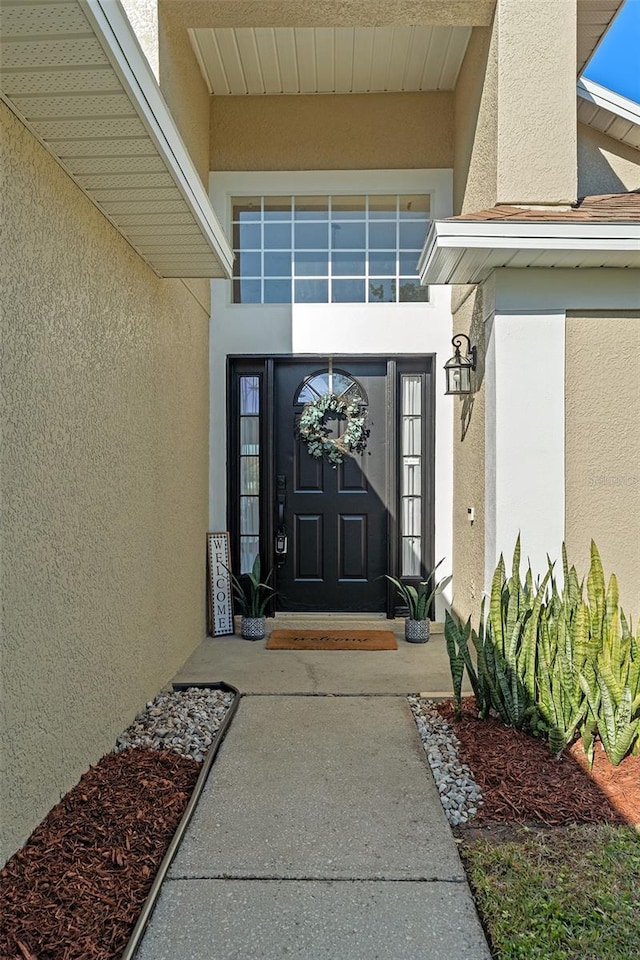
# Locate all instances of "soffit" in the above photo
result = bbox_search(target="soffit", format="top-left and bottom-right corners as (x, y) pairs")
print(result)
(174, 0), (615, 82)
(577, 78), (640, 152)
(0, 0), (233, 279)
(189, 25), (472, 95)
(576, 0), (622, 74)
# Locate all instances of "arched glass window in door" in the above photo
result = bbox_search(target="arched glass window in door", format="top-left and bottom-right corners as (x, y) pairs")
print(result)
(295, 368), (368, 406)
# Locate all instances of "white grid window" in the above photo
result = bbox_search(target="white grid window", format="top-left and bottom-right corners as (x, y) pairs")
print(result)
(232, 195), (429, 304)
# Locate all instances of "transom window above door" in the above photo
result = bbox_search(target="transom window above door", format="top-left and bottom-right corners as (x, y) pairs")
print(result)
(231, 195), (429, 304)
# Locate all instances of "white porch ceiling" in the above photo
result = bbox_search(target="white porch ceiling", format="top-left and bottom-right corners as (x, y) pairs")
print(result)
(0, 0), (233, 279)
(189, 25), (472, 95)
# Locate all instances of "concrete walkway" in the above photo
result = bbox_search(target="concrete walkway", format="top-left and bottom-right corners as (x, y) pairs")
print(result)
(136, 634), (490, 959)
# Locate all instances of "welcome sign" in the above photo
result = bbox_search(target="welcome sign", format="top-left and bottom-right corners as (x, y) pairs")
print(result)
(207, 532), (235, 636)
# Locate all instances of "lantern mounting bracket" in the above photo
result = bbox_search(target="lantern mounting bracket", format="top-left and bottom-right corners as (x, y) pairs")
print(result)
(452, 334), (477, 371)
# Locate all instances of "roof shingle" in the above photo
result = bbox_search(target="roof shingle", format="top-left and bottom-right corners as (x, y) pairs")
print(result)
(452, 190), (640, 224)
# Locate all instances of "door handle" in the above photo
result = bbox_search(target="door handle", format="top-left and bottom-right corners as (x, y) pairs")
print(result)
(275, 527), (288, 557)
(276, 474), (287, 564)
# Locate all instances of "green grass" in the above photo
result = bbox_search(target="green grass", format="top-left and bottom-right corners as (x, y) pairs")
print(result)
(461, 825), (640, 960)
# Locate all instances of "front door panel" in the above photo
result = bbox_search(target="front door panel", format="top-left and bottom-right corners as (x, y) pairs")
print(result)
(275, 361), (388, 612)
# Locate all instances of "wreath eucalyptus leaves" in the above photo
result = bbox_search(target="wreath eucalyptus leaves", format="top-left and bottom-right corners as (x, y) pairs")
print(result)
(298, 394), (369, 466)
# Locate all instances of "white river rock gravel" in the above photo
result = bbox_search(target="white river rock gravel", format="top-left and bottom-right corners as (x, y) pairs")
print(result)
(116, 687), (235, 762)
(408, 696), (483, 826)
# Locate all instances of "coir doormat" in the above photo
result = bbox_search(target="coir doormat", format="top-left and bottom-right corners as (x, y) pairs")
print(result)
(266, 629), (398, 651)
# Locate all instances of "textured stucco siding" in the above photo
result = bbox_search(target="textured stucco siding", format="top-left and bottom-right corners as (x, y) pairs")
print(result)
(453, 25), (497, 214)
(159, 3), (210, 189)
(450, 287), (487, 622)
(577, 123), (640, 196)
(0, 103), (210, 864)
(210, 92), (454, 171)
(454, 1), (578, 213)
(121, 0), (159, 78)
(496, 0), (577, 205)
(161, 0), (495, 29)
(565, 312), (640, 616)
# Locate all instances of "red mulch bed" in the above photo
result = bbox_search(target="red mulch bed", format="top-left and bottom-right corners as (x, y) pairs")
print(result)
(438, 698), (640, 826)
(3, 706), (639, 960)
(0, 748), (200, 960)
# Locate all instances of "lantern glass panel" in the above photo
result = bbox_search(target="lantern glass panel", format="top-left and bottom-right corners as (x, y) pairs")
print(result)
(446, 365), (460, 394)
(446, 361), (473, 394)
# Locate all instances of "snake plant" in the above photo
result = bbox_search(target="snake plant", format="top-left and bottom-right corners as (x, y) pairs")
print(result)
(228, 555), (276, 618)
(444, 538), (640, 765)
(385, 559), (451, 621)
(577, 543), (640, 765)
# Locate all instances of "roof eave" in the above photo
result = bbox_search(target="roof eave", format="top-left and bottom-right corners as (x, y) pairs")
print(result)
(419, 219), (640, 285)
(85, 0), (233, 278)
(577, 77), (640, 128)
(0, 0), (233, 280)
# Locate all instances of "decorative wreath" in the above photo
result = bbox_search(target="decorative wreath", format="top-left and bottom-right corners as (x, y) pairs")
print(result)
(298, 394), (369, 466)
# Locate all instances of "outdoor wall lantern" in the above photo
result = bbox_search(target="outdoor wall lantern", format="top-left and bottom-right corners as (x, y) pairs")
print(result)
(444, 334), (477, 395)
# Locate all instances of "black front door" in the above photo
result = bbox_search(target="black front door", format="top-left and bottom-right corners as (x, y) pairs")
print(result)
(274, 360), (388, 612)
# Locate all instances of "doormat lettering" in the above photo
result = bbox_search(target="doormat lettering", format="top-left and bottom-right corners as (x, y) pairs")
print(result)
(266, 629), (397, 651)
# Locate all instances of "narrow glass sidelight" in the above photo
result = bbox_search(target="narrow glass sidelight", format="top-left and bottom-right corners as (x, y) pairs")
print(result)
(239, 375), (261, 573)
(400, 374), (424, 577)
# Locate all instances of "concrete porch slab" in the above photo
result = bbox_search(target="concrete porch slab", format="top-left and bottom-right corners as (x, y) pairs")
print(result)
(173, 621), (459, 697)
(135, 878), (492, 960)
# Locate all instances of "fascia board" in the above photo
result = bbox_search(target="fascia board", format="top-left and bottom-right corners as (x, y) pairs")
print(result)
(420, 219), (640, 284)
(433, 221), (640, 244)
(417, 221), (439, 276)
(84, 0), (233, 277)
(577, 77), (640, 128)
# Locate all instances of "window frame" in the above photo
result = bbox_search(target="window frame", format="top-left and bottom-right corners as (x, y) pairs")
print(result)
(211, 169), (453, 312)
(230, 193), (430, 306)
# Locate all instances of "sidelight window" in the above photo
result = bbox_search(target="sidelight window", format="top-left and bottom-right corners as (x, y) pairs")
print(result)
(400, 374), (424, 577)
(232, 194), (430, 304)
(238, 375), (261, 573)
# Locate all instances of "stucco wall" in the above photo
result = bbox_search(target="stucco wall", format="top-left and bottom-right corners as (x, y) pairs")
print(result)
(0, 103), (210, 864)
(577, 123), (640, 196)
(454, 1), (578, 213)
(453, 26), (497, 214)
(449, 287), (488, 621)
(565, 312), (640, 616)
(496, 0), (577, 205)
(162, 0), (494, 29)
(158, 3), (210, 189)
(121, 0), (159, 78)
(210, 92), (454, 170)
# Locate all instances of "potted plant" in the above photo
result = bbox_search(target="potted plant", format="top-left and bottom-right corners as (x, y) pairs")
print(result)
(385, 559), (451, 643)
(229, 555), (276, 640)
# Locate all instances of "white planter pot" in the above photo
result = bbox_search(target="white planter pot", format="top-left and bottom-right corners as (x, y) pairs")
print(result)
(405, 618), (430, 643)
(241, 616), (266, 640)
